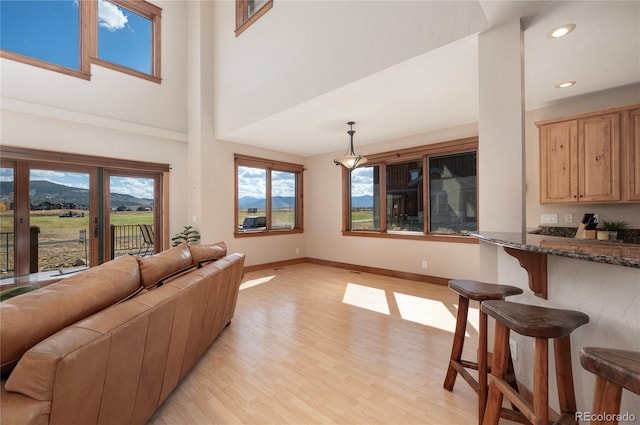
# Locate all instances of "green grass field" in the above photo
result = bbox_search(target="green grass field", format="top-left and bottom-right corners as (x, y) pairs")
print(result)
(1, 210), (153, 240)
(237, 209), (295, 228)
(0, 210), (154, 275)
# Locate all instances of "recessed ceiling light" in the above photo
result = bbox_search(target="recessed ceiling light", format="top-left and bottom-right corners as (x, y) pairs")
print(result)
(555, 81), (576, 88)
(549, 24), (576, 38)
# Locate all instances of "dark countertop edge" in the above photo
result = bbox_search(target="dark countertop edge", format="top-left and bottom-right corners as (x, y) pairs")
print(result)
(471, 232), (640, 269)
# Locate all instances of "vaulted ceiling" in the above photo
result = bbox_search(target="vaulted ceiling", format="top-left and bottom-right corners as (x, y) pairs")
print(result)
(221, 1), (640, 157)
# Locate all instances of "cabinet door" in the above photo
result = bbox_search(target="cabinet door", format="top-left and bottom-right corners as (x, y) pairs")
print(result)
(578, 113), (621, 202)
(540, 121), (578, 203)
(627, 108), (640, 201)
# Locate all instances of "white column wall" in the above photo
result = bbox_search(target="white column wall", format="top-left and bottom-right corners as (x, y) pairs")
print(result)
(478, 19), (525, 234)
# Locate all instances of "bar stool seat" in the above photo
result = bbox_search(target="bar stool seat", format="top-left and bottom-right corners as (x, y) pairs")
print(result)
(443, 280), (523, 425)
(481, 300), (589, 425)
(449, 279), (524, 302)
(580, 347), (640, 425)
(482, 301), (590, 339)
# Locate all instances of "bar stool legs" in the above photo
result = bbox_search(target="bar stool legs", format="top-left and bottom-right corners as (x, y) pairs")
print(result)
(443, 294), (490, 423)
(481, 300), (589, 425)
(443, 280), (523, 425)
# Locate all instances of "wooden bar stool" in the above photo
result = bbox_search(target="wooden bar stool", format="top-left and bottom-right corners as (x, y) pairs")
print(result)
(443, 279), (523, 424)
(580, 347), (640, 425)
(481, 300), (589, 425)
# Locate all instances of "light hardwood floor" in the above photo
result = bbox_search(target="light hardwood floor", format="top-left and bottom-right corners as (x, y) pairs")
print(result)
(148, 263), (484, 424)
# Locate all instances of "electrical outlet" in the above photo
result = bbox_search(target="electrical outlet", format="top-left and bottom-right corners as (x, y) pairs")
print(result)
(565, 214), (573, 223)
(541, 213), (558, 224)
(295, 248), (300, 254)
(421, 260), (428, 269)
(509, 339), (518, 361)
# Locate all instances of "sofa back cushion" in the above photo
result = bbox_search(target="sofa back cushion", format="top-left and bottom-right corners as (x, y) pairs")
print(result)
(136, 243), (194, 290)
(188, 241), (227, 267)
(0, 254), (141, 377)
(4, 252), (245, 425)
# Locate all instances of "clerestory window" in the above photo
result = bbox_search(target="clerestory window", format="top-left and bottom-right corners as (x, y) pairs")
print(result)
(235, 0), (273, 36)
(0, 0), (161, 82)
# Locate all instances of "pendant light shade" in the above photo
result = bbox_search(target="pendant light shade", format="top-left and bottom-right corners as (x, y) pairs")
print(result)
(334, 121), (367, 169)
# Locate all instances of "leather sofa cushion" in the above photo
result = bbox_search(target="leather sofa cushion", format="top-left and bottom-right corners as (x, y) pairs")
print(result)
(137, 243), (193, 290)
(188, 241), (227, 267)
(0, 254), (141, 377)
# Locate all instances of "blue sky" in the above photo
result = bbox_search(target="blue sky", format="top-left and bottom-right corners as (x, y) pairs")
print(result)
(0, 0), (151, 74)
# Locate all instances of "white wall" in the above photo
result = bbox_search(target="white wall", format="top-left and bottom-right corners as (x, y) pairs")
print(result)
(478, 20), (525, 233)
(0, 0), (188, 134)
(199, 139), (307, 266)
(525, 83), (640, 229)
(212, 0), (487, 138)
(304, 123), (481, 281)
(492, 244), (640, 419)
(0, 0), (191, 238)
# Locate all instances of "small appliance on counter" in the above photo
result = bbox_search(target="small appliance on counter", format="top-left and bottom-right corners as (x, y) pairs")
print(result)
(575, 213), (599, 239)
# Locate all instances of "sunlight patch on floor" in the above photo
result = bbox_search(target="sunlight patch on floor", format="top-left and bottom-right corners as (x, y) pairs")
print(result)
(394, 292), (458, 332)
(240, 275), (275, 290)
(342, 282), (390, 315)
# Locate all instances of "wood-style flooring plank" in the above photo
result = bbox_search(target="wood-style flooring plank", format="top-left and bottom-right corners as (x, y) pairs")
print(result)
(148, 263), (483, 424)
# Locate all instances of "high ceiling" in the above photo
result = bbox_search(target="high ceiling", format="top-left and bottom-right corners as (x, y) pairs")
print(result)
(222, 1), (640, 157)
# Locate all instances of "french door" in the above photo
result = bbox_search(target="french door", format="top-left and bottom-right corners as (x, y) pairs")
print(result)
(0, 146), (168, 281)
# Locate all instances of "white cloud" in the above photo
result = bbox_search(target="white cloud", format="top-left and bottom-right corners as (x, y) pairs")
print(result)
(110, 177), (154, 199)
(98, 0), (128, 32)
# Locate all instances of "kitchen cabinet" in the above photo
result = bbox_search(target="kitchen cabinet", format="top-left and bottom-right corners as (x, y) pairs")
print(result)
(538, 104), (639, 204)
(578, 113), (620, 202)
(539, 120), (577, 203)
(628, 108), (640, 201)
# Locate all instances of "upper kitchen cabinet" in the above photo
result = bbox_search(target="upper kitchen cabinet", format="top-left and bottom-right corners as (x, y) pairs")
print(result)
(538, 104), (639, 204)
(578, 113), (620, 202)
(539, 120), (578, 203)
(628, 108), (640, 201)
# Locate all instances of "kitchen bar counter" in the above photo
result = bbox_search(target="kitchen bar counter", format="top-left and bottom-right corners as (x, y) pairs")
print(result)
(472, 231), (640, 299)
(472, 231), (640, 268)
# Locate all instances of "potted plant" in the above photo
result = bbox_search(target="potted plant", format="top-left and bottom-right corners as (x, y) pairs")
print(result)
(600, 220), (628, 240)
(171, 225), (201, 247)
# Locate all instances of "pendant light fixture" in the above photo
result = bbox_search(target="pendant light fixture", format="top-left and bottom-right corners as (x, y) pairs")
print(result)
(333, 121), (367, 169)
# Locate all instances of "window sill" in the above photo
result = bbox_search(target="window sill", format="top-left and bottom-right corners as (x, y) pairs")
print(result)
(342, 230), (479, 244)
(235, 228), (303, 238)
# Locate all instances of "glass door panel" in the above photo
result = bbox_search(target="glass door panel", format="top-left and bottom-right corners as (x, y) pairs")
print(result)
(109, 175), (155, 258)
(29, 169), (90, 276)
(0, 167), (15, 280)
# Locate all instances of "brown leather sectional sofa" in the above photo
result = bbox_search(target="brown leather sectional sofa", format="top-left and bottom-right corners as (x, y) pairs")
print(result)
(0, 242), (245, 425)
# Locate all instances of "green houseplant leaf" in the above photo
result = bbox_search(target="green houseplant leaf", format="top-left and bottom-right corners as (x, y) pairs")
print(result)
(171, 226), (201, 247)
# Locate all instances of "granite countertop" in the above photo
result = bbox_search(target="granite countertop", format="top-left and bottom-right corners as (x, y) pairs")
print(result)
(472, 231), (640, 269)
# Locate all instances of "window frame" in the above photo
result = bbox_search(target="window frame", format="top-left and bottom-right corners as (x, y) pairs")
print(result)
(340, 137), (479, 244)
(235, 0), (273, 37)
(0, 0), (162, 83)
(0, 0), (92, 80)
(234, 154), (304, 238)
(90, 0), (162, 83)
(0, 145), (170, 280)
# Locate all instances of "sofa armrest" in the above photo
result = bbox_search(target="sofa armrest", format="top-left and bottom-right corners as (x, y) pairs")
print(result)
(1, 382), (50, 425)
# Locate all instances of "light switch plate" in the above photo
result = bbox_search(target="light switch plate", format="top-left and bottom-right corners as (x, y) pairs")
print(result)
(541, 213), (558, 224)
